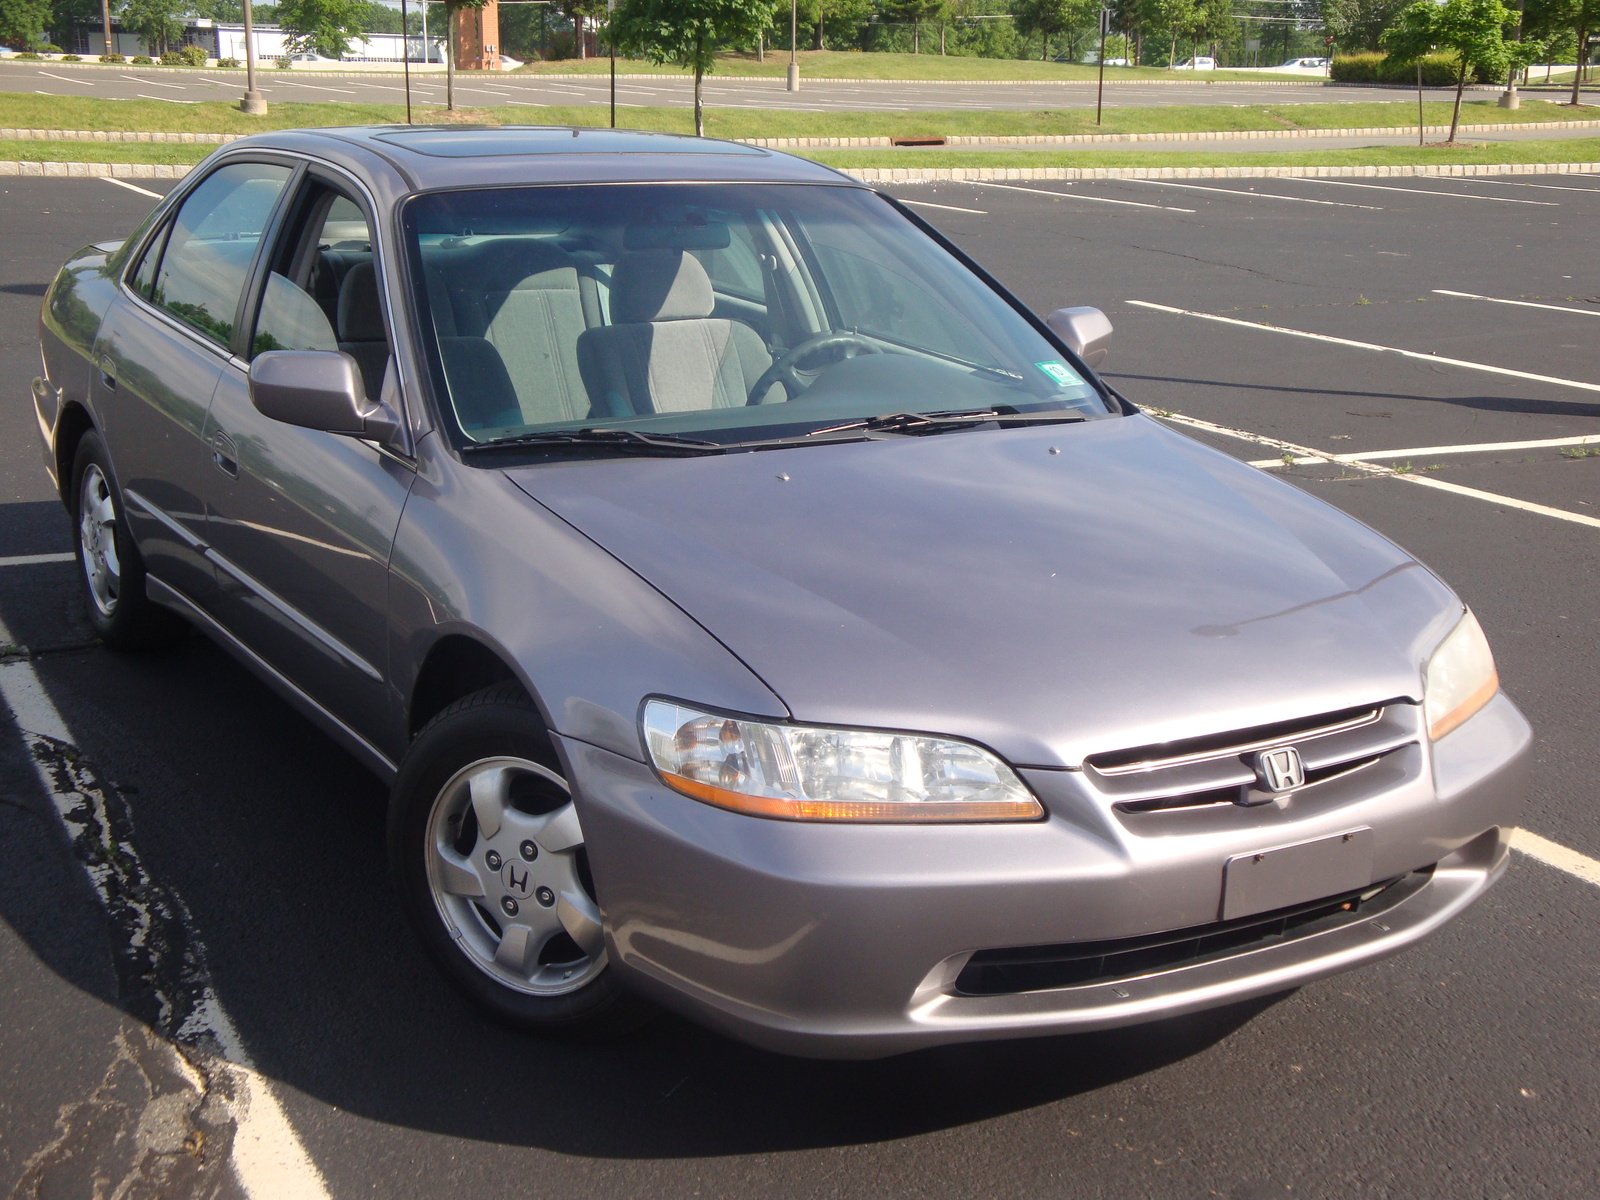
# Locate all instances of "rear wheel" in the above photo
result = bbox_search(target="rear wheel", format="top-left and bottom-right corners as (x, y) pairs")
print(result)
(388, 683), (650, 1036)
(70, 430), (185, 650)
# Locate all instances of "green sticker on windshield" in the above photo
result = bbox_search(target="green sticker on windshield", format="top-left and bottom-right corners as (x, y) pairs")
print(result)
(1035, 361), (1083, 387)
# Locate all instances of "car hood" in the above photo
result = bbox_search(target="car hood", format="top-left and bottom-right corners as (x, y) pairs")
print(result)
(505, 416), (1459, 768)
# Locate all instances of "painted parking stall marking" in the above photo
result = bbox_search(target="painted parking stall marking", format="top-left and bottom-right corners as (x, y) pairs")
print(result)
(0, 608), (333, 1200)
(1125, 300), (1600, 395)
(969, 180), (1196, 213)
(1119, 178), (1383, 209)
(1432, 289), (1600, 318)
(1284, 178), (1558, 205)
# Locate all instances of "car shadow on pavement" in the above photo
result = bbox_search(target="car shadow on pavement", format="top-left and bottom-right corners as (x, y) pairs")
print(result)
(1105, 372), (1600, 422)
(1, 573), (1282, 1160)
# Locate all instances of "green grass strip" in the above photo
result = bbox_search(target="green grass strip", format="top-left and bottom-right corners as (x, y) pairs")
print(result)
(0, 139), (214, 164)
(0, 93), (1593, 141)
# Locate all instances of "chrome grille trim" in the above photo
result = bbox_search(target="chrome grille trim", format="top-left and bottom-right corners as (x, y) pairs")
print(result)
(1090, 706), (1385, 777)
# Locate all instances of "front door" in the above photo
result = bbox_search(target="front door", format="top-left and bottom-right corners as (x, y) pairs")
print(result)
(94, 161), (295, 603)
(199, 177), (415, 754)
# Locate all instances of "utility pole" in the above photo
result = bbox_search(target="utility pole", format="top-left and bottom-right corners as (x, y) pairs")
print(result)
(402, 0), (414, 122)
(240, 0), (267, 114)
(787, 0), (799, 92)
(609, 0), (616, 126)
(1096, 7), (1109, 125)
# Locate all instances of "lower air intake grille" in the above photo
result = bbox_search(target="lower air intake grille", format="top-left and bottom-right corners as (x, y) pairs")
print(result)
(954, 867), (1433, 996)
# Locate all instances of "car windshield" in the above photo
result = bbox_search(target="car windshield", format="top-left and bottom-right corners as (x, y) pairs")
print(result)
(401, 182), (1113, 449)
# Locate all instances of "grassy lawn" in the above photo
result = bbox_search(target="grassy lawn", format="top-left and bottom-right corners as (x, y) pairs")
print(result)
(1, 93), (1594, 142)
(807, 137), (1600, 170)
(0, 139), (214, 164)
(514, 49), (1315, 82)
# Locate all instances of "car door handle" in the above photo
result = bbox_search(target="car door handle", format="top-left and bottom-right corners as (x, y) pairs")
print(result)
(99, 362), (117, 390)
(211, 430), (239, 478)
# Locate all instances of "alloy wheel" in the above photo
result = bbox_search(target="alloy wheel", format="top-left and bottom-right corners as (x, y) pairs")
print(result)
(78, 462), (122, 619)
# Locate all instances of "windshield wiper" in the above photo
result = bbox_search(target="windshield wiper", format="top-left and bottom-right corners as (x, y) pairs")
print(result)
(806, 409), (1091, 437)
(463, 427), (726, 456)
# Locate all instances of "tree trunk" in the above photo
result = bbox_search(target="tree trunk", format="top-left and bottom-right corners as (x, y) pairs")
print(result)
(940, 23), (945, 55)
(694, 61), (704, 135)
(446, 6), (455, 109)
(1449, 53), (1467, 141)
(100, 0), (112, 57)
(1573, 25), (1586, 105)
(814, 15), (824, 51)
(1417, 59), (1424, 146)
(757, 31), (763, 62)
(912, 22), (919, 53)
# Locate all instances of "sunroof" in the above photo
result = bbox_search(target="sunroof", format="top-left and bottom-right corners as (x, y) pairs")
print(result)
(372, 127), (765, 158)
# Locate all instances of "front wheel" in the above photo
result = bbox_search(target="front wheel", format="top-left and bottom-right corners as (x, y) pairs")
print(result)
(388, 683), (650, 1037)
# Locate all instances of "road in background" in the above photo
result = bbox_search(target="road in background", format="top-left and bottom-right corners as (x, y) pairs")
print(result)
(1, 171), (1597, 1199)
(2, 60), (1571, 112)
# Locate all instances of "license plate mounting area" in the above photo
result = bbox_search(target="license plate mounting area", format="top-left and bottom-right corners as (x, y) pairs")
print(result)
(1221, 827), (1376, 921)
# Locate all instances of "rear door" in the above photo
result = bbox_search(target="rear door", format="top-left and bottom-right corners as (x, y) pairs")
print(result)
(93, 160), (295, 604)
(198, 170), (416, 754)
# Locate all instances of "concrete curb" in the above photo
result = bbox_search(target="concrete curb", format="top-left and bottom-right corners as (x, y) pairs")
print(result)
(7, 119), (1596, 150)
(4, 158), (1594, 184)
(739, 119), (1600, 149)
(837, 161), (1600, 182)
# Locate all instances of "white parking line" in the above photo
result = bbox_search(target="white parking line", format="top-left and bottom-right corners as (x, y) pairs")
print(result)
(0, 552), (74, 567)
(1247, 433), (1600, 466)
(1286, 178), (1558, 205)
(1160, 410), (1600, 532)
(103, 177), (164, 199)
(124, 74), (184, 89)
(1432, 289), (1600, 318)
(1510, 829), (1600, 888)
(138, 94), (200, 103)
(969, 180), (1196, 213)
(1126, 300), (1600, 394)
(38, 71), (93, 85)
(0, 612), (333, 1200)
(899, 198), (988, 214)
(1122, 178), (1383, 210)
(290, 83), (358, 95)
(1456, 178), (1600, 194)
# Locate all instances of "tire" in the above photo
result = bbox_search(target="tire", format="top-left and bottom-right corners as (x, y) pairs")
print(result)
(70, 430), (186, 651)
(388, 683), (652, 1038)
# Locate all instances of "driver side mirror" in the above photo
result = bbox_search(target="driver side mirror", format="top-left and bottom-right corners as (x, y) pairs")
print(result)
(1045, 307), (1113, 368)
(249, 350), (401, 445)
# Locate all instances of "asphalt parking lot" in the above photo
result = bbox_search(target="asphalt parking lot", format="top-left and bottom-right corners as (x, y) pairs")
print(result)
(0, 59), (1548, 112)
(2, 169), (1598, 1200)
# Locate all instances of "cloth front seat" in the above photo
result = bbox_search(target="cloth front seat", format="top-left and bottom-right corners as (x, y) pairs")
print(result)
(335, 261), (390, 399)
(577, 250), (775, 416)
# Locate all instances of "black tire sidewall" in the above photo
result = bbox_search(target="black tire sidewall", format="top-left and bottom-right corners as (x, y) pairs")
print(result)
(387, 688), (643, 1034)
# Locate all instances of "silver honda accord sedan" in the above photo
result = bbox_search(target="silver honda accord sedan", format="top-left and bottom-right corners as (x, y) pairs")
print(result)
(33, 127), (1529, 1058)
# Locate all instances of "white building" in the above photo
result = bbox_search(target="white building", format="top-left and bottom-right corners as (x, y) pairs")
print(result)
(210, 24), (444, 64)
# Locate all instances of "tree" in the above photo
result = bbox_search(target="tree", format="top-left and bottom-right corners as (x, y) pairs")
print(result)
(883, 0), (947, 51)
(119, 0), (185, 54)
(1013, 0), (1091, 59)
(276, 0), (368, 57)
(1524, 0), (1600, 102)
(1383, 0), (1522, 141)
(797, 0), (871, 49)
(0, 0), (49, 48)
(608, 0), (780, 135)
(439, 0), (492, 109)
(563, 0), (608, 58)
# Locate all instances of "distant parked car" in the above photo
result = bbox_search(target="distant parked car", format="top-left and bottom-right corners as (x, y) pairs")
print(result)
(1173, 56), (1217, 70)
(1279, 57), (1330, 69)
(498, 54), (523, 70)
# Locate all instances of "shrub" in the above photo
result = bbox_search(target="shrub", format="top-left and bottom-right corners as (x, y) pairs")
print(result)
(275, 55), (291, 69)
(99, 52), (125, 63)
(16, 52), (41, 60)
(62, 53), (81, 61)
(159, 50), (182, 65)
(38, 43), (64, 53)
(131, 54), (152, 64)
(178, 44), (206, 65)
(217, 56), (239, 67)
(1331, 51), (1489, 86)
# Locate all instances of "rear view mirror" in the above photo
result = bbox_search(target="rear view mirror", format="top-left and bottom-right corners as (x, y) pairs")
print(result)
(249, 350), (400, 444)
(1045, 307), (1113, 368)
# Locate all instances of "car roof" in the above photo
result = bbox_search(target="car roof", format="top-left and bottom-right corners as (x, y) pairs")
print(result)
(224, 125), (857, 194)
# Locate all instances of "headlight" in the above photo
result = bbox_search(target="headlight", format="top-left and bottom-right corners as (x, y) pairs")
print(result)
(1423, 609), (1499, 741)
(641, 699), (1044, 823)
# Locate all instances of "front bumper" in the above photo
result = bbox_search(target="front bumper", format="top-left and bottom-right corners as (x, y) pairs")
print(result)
(565, 692), (1530, 1059)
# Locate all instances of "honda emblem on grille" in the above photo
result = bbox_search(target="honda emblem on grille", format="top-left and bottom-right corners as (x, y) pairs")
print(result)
(1253, 746), (1306, 794)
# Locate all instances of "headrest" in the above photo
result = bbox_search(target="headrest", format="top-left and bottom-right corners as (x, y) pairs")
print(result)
(337, 261), (386, 343)
(610, 250), (713, 324)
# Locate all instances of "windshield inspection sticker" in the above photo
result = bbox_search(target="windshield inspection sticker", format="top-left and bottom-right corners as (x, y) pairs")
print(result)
(1035, 361), (1084, 387)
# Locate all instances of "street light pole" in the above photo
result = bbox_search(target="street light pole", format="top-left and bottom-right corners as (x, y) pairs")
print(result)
(1096, 7), (1109, 125)
(787, 0), (799, 92)
(402, 0), (414, 123)
(240, 0), (267, 114)
(609, 0), (616, 127)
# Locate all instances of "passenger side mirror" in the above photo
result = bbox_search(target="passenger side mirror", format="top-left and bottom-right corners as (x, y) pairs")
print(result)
(1045, 307), (1113, 368)
(249, 350), (401, 445)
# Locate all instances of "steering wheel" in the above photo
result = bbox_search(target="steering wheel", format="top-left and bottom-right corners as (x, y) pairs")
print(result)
(747, 331), (881, 404)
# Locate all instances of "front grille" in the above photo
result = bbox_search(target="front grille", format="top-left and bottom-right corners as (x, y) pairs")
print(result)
(954, 867), (1433, 996)
(1083, 701), (1419, 817)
